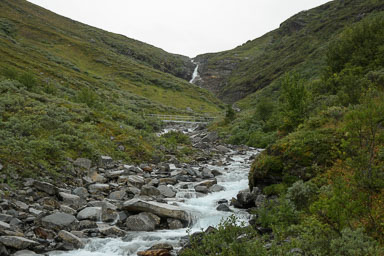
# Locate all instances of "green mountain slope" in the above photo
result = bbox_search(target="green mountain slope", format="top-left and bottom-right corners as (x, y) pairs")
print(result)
(0, 0), (223, 182)
(185, 3), (384, 255)
(195, 0), (384, 103)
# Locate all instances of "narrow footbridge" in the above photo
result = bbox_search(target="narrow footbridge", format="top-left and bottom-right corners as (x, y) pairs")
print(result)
(145, 114), (216, 124)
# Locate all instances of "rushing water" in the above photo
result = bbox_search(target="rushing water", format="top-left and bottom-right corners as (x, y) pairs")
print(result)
(189, 62), (199, 84)
(50, 148), (260, 256)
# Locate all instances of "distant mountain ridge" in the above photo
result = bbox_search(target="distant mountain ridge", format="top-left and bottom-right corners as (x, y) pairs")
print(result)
(194, 0), (384, 103)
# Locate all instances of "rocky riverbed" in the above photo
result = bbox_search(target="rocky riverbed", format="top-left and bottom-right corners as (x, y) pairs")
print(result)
(0, 125), (261, 256)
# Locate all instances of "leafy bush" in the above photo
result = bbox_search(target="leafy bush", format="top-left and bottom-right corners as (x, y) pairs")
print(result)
(18, 72), (38, 90)
(286, 180), (319, 210)
(181, 215), (266, 256)
(330, 228), (382, 256)
(256, 198), (299, 230)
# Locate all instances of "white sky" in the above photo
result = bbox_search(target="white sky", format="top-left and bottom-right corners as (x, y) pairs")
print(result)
(27, 0), (331, 57)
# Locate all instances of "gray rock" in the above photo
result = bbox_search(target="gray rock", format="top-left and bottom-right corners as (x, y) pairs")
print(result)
(0, 244), (8, 256)
(99, 225), (126, 237)
(74, 158), (92, 170)
(87, 171), (107, 183)
(126, 212), (157, 231)
(201, 168), (214, 179)
(13, 250), (40, 256)
(140, 185), (161, 197)
(106, 170), (125, 179)
(60, 205), (77, 215)
(99, 156), (113, 167)
(0, 214), (12, 223)
(255, 195), (266, 208)
(33, 181), (58, 196)
(216, 145), (230, 153)
(201, 131), (218, 143)
(127, 175), (145, 188)
(0, 220), (10, 230)
(77, 207), (101, 221)
(167, 218), (184, 229)
(14, 201), (28, 211)
(109, 190), (126, 200)
(123, 199), (190, 223)
(73, 187), (89, 199)
(236, 189), (255, 208)
(0, 163), (3, 171)
(209, 184), (225, 193)
(41, 212), (77, 231)
(211, 169), (223, 176)
(88, 184), (110, 194)
(28, 208), (43, 216)
(157, 185), (176, 198)
(216, 204), (232, 212)
(101, 203), (119, 223)
(0, 236), (39, 250)
(58, 230), (85, 249)
(59, 192), (82, 209)
(195, 186), (208, 194)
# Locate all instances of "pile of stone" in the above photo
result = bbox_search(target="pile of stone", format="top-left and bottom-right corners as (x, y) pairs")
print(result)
(0, 128), (254, 256)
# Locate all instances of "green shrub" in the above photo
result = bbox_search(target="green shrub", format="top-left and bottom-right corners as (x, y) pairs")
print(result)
(263, 183), (287, 196)
(330, 228), (382, 256)
(286, 180), (319, 210)
(181, 215), (266, 256)
(18, 72), (37, 90)
(256, 198), (298, 230)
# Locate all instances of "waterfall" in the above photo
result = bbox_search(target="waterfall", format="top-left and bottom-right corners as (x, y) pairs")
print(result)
(189, 61), (199, 84)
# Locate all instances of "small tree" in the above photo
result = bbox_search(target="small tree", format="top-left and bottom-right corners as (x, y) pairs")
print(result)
(224, 105), (235, 124)
(280, 72), (308, 132)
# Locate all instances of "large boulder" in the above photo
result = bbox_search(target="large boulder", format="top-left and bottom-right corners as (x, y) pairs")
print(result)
(98, 226), (126, 237)
(157, 185), (176, 198)
(140, 185), (161, 197)
(126, 212), (157, 231)
(123, 199), (190, 224)
(88, 184), (110, 194)
(58, 192), (82, 209)
(58, 230), (85, 249)
(77, 207), (101, 221)
(0, 236), (39, 250)
(127, 175), (145, 188)
(109, 190), (126, 200)
(209, 184), (225, 193)
(99, 155), (113, 167)
(236, 189), (256, 208)
(74, 158), (92, 170)
(33, 181), (58, 196)
(41, 212), (77, 231)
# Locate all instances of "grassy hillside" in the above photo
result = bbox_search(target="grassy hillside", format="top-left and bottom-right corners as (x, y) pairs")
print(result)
(195, 0), (384, 103)
(0, 0), (223, 184)
(185, 6), (384, 255)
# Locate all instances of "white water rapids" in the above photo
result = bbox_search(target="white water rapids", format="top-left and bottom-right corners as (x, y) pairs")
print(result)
(50, 148), (260, 256)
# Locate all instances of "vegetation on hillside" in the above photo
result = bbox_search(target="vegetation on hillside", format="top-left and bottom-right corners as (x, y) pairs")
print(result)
(195, 0), (384, 103)
(0, 0), (223, 185)
(187, 9), (384, 255)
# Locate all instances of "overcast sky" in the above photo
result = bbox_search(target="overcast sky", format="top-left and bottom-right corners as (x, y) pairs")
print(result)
(27, 0), (331, 57)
